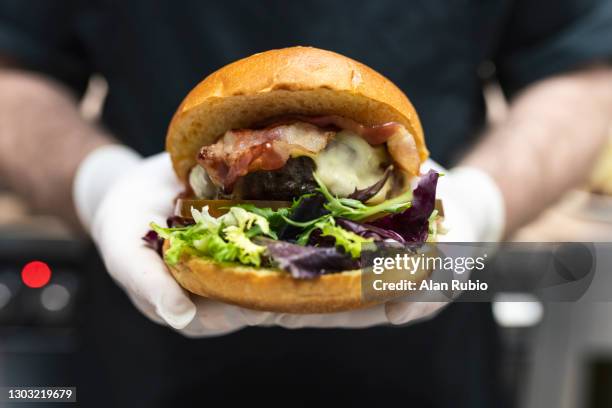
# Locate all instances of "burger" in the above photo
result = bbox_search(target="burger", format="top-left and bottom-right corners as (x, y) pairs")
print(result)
(146, 46), (443, 313)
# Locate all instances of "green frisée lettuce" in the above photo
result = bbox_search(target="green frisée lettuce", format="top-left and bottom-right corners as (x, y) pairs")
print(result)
(236, 203), (292, 234)
(150, 206), (275, 266)
(285, 214), (373, 255)
(223, 226), (266, 265)
(316, 218), (373, 257)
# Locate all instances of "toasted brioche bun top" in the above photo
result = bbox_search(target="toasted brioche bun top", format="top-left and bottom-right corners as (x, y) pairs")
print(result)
(166, 46), (428, 183)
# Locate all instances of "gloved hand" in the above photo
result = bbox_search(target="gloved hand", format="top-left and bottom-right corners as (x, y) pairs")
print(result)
(74, 146), (254, 336)
(384, 158), (506, 324)
(426, 159), (505, 243)
(74, 147), (504, 334)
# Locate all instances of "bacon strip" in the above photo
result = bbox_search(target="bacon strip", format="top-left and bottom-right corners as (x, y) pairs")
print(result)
(293, 115), (403, 145)
(198, 123), (333, 191)
(198, 115), (421, 192)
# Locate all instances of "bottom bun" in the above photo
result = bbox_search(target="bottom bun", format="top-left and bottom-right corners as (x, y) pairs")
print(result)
(164, 242), (429, 313)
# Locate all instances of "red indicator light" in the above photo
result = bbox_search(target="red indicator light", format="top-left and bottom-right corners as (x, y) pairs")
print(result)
(21, 261), (52, 288)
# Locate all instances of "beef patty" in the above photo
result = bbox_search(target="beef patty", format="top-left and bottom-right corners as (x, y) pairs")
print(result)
(234, 157), (318, 200)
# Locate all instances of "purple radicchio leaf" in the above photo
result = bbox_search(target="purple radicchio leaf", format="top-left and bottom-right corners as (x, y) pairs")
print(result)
(335, 218), (406, 243)
(348, 167), (392, 202)
(277, 193), (330, 241)
(257, 238), (359, 279)
(143, 216), (195, 256)
(368, 170), (439, 244)
(142, 230), (163, 255)
(306, 228), (337, 247)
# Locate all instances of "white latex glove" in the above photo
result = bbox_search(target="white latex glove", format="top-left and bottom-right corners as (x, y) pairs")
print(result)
(424, 159), (505, 243)
(384, 158), (505, 324)
(75, 147), (254, 335)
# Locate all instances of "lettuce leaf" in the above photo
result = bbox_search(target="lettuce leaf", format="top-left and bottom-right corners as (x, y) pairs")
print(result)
(312, 172), (412, 221)
(348, 166), (392, 202)
(368, 170), (439, 243)
(257, 238), (359, 279)
(223, 226), (266, 266)
(145, 170), (442, 276)
(335, 218), (406, 243)
(317, 220), (372, 258)
(142, 230), (163, 254)
(150, 206), (272, 266)
(192, 230), (240, 263)
(236, 203), (291, 234)
(278, 194), (330, 241)
(221, 207), (271, 236)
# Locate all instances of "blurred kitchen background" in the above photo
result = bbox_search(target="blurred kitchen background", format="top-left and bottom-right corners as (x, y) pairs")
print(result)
(0, 67), (611, 407)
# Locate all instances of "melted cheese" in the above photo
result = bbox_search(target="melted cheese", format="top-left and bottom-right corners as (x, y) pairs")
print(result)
(313, 130), (390, 201)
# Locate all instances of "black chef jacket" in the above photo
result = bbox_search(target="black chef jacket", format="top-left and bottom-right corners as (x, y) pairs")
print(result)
(1, 1), (612, 407)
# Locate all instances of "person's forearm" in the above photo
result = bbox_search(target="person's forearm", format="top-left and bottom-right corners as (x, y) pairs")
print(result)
(461, 65), (612, 235)
(0, 68), (114, 228)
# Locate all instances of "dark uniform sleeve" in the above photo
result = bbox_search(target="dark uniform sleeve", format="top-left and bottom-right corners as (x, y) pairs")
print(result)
(0, 0), (91, 93)
(495, 0), (612, 96)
